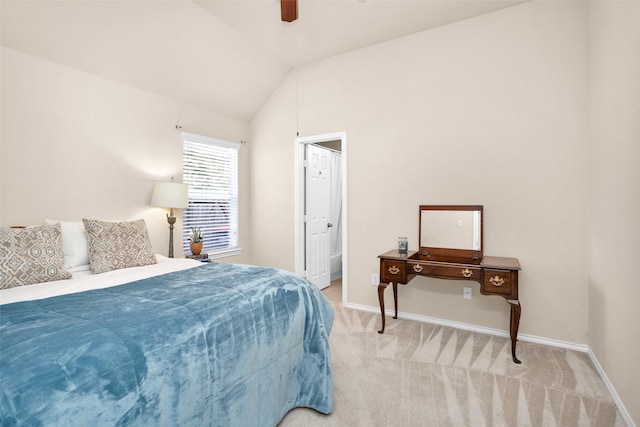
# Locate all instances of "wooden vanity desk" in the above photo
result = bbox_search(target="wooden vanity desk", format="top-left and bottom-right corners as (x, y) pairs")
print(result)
(377, 205), (522, 364)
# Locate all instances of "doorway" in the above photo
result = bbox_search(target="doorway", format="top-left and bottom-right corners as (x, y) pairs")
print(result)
(295, 132), (347, 304)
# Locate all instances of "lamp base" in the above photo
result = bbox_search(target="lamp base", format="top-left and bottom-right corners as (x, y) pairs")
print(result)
(167, 213), (177, 258)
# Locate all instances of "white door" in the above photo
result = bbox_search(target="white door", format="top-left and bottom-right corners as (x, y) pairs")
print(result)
(305, 144), (331, 290)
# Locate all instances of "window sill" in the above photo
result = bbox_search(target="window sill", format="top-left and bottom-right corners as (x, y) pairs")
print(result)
(206, 247), (242, 259)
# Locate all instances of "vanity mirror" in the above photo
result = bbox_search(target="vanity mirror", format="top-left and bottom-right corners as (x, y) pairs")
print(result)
(418, 205), (483, 264)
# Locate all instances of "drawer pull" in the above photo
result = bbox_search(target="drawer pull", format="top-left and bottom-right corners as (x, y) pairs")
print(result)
(388, 266), (400, 275)
(489, 275), (505, 287)
(461, 268), (472, 278)
(413, 264), (423, 273)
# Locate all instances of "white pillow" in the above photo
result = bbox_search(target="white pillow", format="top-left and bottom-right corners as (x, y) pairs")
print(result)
(44, 219), (90, 271)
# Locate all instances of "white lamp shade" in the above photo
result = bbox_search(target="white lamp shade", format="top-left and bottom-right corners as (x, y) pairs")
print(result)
(151, 182), (189, 209)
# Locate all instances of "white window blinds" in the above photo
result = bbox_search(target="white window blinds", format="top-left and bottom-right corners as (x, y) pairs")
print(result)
(181, 132), (239, 255)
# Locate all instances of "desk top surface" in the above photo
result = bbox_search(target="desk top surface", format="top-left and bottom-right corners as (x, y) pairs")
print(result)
(378, 249), (418, 260)
(379, 250), (520, 270)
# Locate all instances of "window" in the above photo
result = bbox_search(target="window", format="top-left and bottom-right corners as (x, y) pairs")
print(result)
(181, 132), (239, 256)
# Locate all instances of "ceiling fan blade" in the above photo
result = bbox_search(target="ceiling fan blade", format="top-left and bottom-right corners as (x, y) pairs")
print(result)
(281, 0), (297, 22)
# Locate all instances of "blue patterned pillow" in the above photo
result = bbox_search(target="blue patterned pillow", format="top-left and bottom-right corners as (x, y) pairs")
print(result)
(83, 218), (157, 274)
(0, 224), (71, 289)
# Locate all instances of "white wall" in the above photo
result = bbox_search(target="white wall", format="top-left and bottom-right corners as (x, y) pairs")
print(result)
(251, 1), (588, 342)
(587, 2), (640, 424)
(0, 47), (251, 263)
(249, 74), (299, 270)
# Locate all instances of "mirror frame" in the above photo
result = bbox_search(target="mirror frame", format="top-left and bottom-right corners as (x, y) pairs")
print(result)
(418, 205), (483, 264)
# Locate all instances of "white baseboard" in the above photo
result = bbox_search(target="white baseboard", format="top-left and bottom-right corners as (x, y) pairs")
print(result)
(344, 302), (635, 427)
(586, 347), (636, 427)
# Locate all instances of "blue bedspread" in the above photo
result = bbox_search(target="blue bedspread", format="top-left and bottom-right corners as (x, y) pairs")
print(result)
(0, 262), (334, 426)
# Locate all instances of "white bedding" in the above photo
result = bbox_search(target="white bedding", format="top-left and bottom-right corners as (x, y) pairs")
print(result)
(0, 255), (202, 305)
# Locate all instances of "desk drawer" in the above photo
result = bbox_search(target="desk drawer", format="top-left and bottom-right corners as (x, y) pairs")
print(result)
(407, 261), (481, 281)
(381, 260), (407, 283)
(482, 269), (513, 296)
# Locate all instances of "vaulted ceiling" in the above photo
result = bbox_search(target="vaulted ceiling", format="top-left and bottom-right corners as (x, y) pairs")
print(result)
(1, 0), (526, 122)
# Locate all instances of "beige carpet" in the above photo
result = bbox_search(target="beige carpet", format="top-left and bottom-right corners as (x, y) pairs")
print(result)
(279, 280), (625, 427)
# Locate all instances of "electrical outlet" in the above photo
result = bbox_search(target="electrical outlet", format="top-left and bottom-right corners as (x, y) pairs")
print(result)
(463, 286), (472, 299)
(372, 273), (380, 286)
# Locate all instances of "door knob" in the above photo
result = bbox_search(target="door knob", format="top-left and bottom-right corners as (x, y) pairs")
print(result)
(327, 223), (333, 228)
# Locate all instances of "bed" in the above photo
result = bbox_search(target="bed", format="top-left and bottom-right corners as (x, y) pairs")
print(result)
(0, 220), (334, 426)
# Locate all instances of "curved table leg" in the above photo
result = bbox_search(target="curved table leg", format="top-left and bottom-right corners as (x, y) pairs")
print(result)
(392, 282), (398, 319)
(507, 299), (522, 364)
(377, 282), (391, 334)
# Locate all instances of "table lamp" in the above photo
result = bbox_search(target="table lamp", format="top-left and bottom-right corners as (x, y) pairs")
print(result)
(151, 178), (189, 258)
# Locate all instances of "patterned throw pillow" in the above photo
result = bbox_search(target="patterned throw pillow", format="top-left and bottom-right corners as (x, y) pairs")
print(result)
(0, 223), (72, 289)
(83, 218), (157, 274)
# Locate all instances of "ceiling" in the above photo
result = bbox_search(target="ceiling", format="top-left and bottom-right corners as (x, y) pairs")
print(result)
(1, 0), (526, 122)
